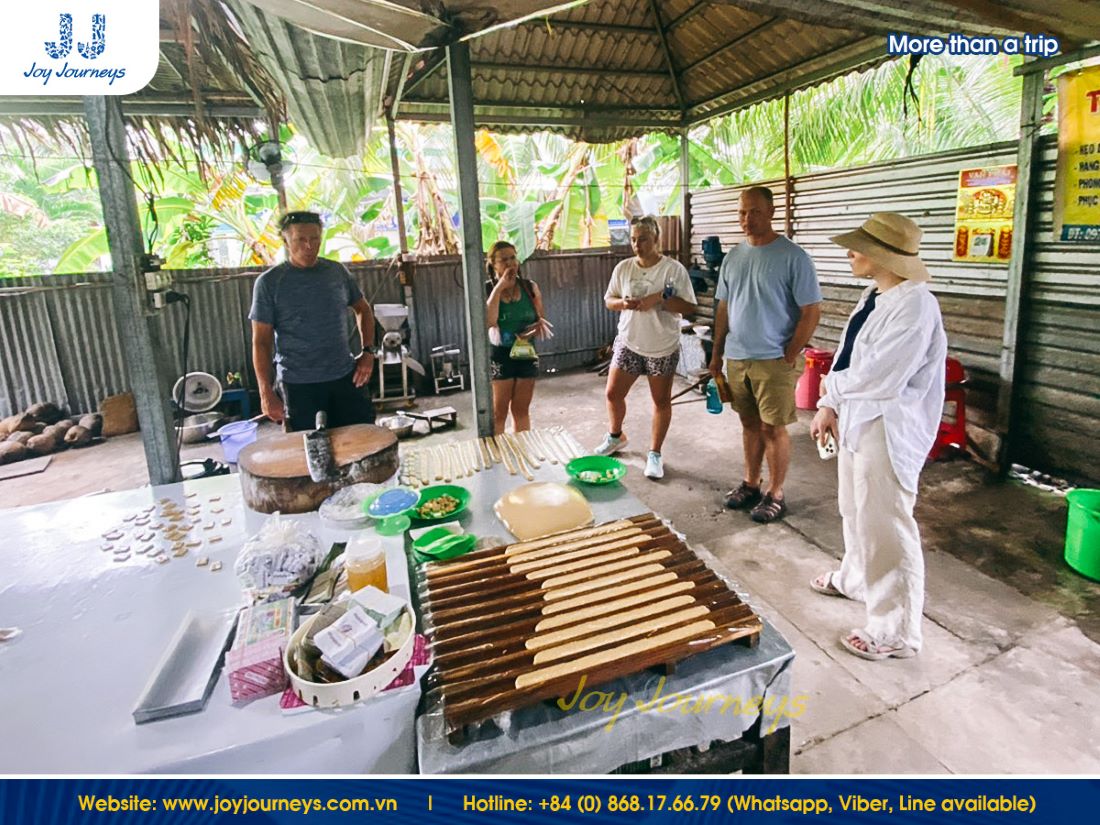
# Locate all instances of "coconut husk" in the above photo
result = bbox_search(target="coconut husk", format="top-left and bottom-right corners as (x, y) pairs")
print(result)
(2, 414), (35, 433)
(0, 442), (28, 464)
(64, 425), (93, 447)
(26, 402), (63, 424)
(78, 413), (104, 438)
(26, 433), (60, 456)
(42, 424), (70, 445)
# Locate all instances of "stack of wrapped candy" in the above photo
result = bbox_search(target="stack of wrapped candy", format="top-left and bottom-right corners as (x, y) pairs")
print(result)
(226, 598), (294, 703)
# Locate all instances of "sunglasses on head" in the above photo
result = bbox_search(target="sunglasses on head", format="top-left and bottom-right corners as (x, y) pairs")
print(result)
(279, 212), (322, 230)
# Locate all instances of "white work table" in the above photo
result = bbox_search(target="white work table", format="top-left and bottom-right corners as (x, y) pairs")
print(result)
(0, 474), (418, 774)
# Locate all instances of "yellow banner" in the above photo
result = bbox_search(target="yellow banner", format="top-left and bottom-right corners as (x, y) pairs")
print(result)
(1054, 65), (1100, 241)
(952, 165), (1016, 263)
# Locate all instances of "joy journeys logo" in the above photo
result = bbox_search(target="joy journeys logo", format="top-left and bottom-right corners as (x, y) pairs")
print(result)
(1, 2), (158, 95)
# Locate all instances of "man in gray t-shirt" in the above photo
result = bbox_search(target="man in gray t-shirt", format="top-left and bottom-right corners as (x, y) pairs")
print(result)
(249, 211), (376, 432)
(708, 187), (822, 523)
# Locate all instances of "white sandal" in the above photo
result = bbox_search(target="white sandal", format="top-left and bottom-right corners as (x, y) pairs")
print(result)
(810, 571), (845, 597)
(841, 629), (916, 661)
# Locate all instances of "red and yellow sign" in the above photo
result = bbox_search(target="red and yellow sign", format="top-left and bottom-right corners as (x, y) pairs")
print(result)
(952, 165), (1016, 263)
(1054, 64), (1100, 242)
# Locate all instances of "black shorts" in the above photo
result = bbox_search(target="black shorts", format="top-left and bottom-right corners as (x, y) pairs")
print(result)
(281, 368), (376, 432)
(490, 345), (539, 381)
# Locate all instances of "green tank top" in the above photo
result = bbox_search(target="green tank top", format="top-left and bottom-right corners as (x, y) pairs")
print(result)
(496, 281), (538, 335)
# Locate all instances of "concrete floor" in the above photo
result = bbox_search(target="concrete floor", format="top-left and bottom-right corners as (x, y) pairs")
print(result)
(4, 368), (1098, 773)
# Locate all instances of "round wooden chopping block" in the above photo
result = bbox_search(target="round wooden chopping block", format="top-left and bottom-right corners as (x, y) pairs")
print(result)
(237, 424), (399, 514)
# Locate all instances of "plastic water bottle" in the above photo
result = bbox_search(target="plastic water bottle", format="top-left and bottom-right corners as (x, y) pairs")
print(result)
(706, 379), (723, 414)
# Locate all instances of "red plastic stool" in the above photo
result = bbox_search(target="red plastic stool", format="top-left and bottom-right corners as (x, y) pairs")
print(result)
(929, 357), (967, 460)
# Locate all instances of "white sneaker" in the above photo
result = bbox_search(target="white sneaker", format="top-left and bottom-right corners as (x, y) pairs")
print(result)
(644, 451), (664, 480)
(593, 432), (627, 456)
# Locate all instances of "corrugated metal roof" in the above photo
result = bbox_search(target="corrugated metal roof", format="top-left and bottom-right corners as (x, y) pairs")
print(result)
(227, 0), (387, 158)
(5, 1), (1098, 150)
(374, 0), (1100, 141)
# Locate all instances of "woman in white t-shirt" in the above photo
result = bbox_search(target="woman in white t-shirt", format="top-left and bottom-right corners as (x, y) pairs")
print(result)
(593, 216), (697, 480)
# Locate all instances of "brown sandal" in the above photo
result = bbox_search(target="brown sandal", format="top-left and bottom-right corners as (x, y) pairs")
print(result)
(750, 494), (788, 523)
(724, 481), (762, 510)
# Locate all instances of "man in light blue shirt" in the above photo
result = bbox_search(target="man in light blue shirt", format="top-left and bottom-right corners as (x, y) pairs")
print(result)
(708, 187), (822, 523)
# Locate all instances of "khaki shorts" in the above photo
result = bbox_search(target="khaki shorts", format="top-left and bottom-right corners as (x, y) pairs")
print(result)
(725, 358), (802, 426)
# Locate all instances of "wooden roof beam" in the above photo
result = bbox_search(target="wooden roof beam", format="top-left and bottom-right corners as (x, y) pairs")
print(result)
(649, 0), (686, 113)
(680, 16), (781, 75)
(666, 0), (712, 33)
(400, 98), (683, 115)
(402, 50), (447, 98)
(711, 0), (965, 35)
(473, 61), (668, 78)
(517, 19), (660, 37)
(686, 37), (885, 120)
(398, 110), (679, 131)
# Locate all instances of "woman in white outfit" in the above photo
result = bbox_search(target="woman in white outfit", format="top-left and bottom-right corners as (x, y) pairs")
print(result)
(809, 213), (947, 661)
(594, 216), (697, 480)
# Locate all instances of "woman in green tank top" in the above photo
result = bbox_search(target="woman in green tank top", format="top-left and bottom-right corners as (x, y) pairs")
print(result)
(485, 241), (553, 433)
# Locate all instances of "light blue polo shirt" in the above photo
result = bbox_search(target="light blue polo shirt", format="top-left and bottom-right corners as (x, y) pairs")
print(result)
(715, 236), (822, 360)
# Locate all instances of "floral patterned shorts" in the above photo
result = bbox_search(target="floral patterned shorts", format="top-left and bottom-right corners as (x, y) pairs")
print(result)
(611, 338), (680, 377)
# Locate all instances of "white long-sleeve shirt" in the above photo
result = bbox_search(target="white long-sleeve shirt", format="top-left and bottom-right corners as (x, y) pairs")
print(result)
(819, 280), (947, 493)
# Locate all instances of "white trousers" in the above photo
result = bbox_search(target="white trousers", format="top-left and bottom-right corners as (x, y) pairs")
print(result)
(833, 417), (925, 650)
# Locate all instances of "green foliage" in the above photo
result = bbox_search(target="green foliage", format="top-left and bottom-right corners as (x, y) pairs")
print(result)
(0, 53), (1025, 275)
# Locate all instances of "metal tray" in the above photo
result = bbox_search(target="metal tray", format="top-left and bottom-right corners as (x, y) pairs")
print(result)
(132, 608), (238, 724)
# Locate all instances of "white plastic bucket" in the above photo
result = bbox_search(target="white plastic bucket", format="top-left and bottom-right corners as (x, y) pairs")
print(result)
(212, 420), (258, 463)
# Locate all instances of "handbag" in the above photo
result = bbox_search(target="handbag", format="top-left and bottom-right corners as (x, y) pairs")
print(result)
(509, 336), (538, 360)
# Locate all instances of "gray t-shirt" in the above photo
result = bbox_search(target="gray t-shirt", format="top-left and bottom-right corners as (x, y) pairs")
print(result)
(249, 258), (364, 384)
(715, 235), (822, 360)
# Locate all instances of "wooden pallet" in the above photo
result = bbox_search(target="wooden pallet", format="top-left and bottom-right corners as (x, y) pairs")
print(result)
(417, 513), (762, 742)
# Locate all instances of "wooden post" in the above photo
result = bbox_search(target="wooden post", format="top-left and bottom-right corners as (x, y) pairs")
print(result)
(82, 96), (180, 485)
(995, 69), (1045, 475)
(387, 113), (409, 256)
(447, 42), (493, 437)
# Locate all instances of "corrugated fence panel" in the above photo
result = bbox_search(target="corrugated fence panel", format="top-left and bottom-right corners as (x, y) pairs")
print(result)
(0, 289), (66, 417)
(1, 252), (617, 421)
(48, 275), (128, 415)
(409, 257), (467, 372)
(1012, 138), (1100, 481)
(522, 250), (620, 369)
(689, 143), (1019, 458)
(688, 138), (1100, 481)
(407, 251), (620, 376)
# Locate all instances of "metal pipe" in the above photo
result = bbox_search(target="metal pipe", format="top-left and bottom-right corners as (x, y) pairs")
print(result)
(995, 69), (1045, 476)
(446, 42), (493, 437)
(783, 92), (792, 239)
(680, 129), (692, 267)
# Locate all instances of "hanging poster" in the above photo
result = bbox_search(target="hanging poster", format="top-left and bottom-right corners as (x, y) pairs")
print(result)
(952, 165), (1017, 263)
(1054, 64), (1100, 242)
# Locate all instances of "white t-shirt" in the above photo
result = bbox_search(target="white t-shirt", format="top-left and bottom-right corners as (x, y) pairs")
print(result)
(604, 256), (697, 357)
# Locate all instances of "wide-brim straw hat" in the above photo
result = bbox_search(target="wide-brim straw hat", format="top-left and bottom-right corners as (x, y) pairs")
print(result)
(829, 212), (930, 282)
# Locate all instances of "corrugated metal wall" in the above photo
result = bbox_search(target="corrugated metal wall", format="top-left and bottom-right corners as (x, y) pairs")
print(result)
(1012, 140), (1100, 480)
(689, 137), (1100, 482)
(0, 251), (620, 417)
(408, 251), (620, 374)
